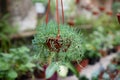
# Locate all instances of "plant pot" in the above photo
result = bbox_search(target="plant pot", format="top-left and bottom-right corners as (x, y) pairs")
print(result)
(72, 61), (83, 72)
(80, 59), (89, 67)
(109, 70), (118, 79)
(47, 72), (58, 80)
(34, 66), (58, 80)
(92, 11), (99, 15)
(106, 11), (112, 16)
(75, 0), (80, 4)
(67, 69), (74, 77)
(99, 50), (107, 57)
(67, 59), (88, 76)
(107, 48), (117, 55)
(67, 21), (75, 26)
(88, 58), (96, 65)
(117, 13), (120, 24)
(16, 71), (32, 80)
(46, 38), (71, 52)
(117, 61), (120, 65)
(95, 57), (100, 62)
(98, 71), (104, 80)
(111, 58), (117, 64)
(99, 6), (105, 12)
(115, 45), (120, 52)
(34, 68), (45, 79)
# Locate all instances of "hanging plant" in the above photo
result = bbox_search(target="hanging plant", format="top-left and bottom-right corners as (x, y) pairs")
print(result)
(32, 21), (84, 64)
(32, 0), (84, 79)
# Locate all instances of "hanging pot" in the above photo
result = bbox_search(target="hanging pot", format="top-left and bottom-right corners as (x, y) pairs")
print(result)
(106, 11), (112, 16)
(46, 38), (62, 52)
(46, 37), (71, 52)
(92, 11), (99, 15)
(117, 13), (120, 24)
(99, 6), (105, 12)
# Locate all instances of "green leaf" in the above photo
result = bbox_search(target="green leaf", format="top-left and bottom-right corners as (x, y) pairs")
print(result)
(0, 62), (10, 71)
(26, 63), (36, 68)
(7, 70), (18, 79)
(45, 62), (58, 79)
(65, 62), (79, 78)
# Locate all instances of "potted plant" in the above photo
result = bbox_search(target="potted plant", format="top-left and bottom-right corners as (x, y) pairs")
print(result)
(32, 0), (84, 79)
(32, 20), (85, 79)
(0, 14), (16, 52)
(84, 42), (101, 65)
(74, 16), (91, 27)
(113, 31), (120, 52)
(88, 27), (108, 57)
(0, 46), (36, 80)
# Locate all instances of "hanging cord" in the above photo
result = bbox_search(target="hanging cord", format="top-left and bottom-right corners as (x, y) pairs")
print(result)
(45, 0), (64, 39)
(61, 0), (64, 24)
(46, 0), (51, 24)
(56, 0), (60, 39)
(56, 0), (64, 39)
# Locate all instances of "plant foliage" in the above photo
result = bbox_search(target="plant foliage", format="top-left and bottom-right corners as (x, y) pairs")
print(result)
(0, 14), (16, 52)
(0, 46), (36, 80)
(32, 21), (84, 65)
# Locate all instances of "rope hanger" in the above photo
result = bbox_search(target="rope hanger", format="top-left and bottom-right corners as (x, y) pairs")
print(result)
(45, 0), (64, 38)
